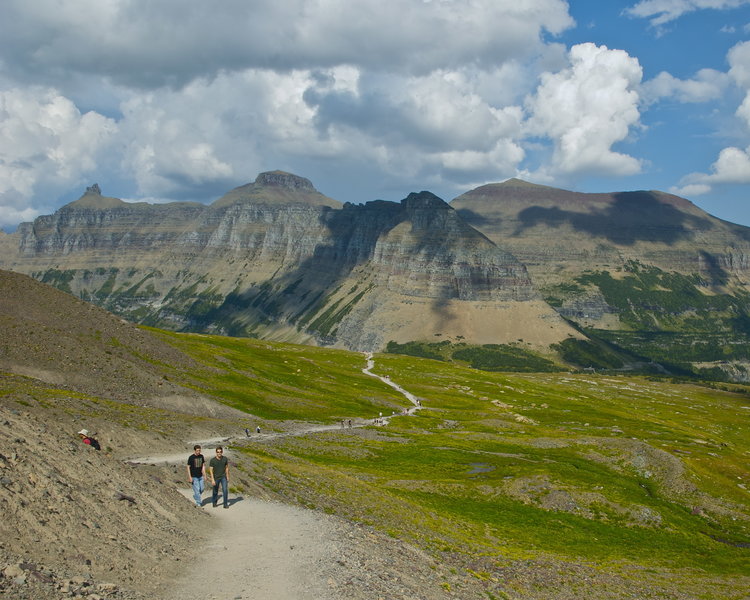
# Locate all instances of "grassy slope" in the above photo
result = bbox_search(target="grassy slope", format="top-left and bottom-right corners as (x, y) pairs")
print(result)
(149, 329), (409, 421)
(153, 330), (750, 597)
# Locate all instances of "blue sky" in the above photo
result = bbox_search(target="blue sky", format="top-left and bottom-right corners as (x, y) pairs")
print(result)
(1, 0), (749, 230)
(556, 1), (750, 224)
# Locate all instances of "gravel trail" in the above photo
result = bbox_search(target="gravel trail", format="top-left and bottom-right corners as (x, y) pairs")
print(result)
(148, 354), (436, 600)
(166, 493), (341, 600)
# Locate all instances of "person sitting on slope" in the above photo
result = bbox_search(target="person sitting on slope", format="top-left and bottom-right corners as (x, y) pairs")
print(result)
(77, 429), (101, 450)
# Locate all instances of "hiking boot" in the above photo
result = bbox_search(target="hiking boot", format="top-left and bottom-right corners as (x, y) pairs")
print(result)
(223, 504), (229, 509)
(212, 503), (217, 507)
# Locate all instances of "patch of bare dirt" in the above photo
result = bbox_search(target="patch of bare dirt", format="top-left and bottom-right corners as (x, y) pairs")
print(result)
(0, 269), (203, 408)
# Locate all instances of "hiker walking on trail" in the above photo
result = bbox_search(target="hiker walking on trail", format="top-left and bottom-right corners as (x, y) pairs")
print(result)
(187, 445), (206, 507)
(209, 446), (230, 509)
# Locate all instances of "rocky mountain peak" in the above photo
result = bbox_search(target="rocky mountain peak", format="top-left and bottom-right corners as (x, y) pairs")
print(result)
(499, 177), (553, 189)
(66, 184), (125, 209)
(402, 191), (451, 210)
(255, 170), (316, 191)
(212, 170), (340, 208)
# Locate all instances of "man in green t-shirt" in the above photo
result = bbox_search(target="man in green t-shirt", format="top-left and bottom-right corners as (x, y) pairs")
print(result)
(208, 446), (230, 508)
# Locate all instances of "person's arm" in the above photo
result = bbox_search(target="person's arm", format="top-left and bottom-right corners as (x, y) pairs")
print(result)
(201, 459), (206, 478)
(187, 462), (192, 482)
(208, 461), (214, 483)
(225, 461), (230, 482)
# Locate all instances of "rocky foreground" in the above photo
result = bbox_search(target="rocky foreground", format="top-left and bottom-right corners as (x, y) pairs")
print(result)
(1, 270), (746, 599)
(0, 388), (494, 600)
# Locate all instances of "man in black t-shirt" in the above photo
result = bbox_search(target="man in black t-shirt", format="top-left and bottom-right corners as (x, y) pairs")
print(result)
(187, 445), (206, 507)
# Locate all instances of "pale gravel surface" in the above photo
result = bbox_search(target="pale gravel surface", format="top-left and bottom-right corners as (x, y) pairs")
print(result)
(160, 486), (490, 600)
(166, 492), (342, 600)
(152, 360), (435, 600)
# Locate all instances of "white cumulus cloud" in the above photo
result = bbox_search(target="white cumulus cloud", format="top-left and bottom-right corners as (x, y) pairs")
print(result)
(0, 87), (116, 228)
(0, 0), (573, 87)
(641, 69), (730, 104)
(675, 145), (750, 195)
(625, 0), (750, 27)
(674, 41), (750, 195)
(525, 43), (644, 177)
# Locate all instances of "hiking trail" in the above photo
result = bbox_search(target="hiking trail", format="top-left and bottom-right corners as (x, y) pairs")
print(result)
(131, 353), (424, 600)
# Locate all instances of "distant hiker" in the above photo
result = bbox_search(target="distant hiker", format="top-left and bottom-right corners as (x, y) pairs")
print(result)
(77, 429), (101, 450)
(209, 446), (230, 509)
(256, 425), (261, 434)
(244, 428), (250, 437)
(348, 419), (352, 428)
(341, 420), (345, 429)
(187, 445), (206, 507)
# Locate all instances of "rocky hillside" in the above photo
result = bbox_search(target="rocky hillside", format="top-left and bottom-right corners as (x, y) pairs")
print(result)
(452, 178), (750, 316)
(452, 179), (750, 380)
(0, 271), (247, 599)
(0, 269), (241, 416)
(0, 172), (577, 352)
(5, 172), (750, 379)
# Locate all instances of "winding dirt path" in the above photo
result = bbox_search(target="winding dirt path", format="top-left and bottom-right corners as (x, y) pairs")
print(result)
(136, 354), (423, 600)
(165, 493), (342, 600)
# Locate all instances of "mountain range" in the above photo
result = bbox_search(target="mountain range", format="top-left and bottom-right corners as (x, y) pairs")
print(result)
(2, 170), (750, 380)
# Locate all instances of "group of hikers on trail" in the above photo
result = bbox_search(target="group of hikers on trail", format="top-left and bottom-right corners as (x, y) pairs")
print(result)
(187, 445), (231, 508)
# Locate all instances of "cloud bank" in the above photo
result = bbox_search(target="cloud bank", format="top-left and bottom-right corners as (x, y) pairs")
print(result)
(0, 0), (749, 230)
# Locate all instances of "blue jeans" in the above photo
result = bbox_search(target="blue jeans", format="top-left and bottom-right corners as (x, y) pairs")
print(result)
(191, 476), (204, 506)
(212, 476), (228, 507)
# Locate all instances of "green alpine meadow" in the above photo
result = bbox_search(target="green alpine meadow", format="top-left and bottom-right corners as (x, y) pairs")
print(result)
(154, 328), (750, 596)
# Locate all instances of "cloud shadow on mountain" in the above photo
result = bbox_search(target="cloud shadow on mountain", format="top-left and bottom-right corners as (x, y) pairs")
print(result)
(453, 208), (502, 231)
(515, 192), (712, 245)
(200, 194), (529, 348)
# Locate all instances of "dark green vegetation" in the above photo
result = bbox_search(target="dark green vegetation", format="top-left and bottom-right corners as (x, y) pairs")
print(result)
(546, 261), (750, 380)
(551, 338), (628, 371)
(386, 340), (562, 372)
(155, 331), (749, 595)
(575, 262), (745, 332)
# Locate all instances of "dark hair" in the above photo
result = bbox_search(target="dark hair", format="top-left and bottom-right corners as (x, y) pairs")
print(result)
(216, 446), (223, 451)
(194, 445), (201, 450)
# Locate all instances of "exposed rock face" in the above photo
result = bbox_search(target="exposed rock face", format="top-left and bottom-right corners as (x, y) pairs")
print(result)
(451, 178), (750, 381)
(212, 170), (341, 208)
(0, 174), (576, 351)
(452, 178), (750, 281)
(451, 178), (750, 319)
(255, 170), (316, 190)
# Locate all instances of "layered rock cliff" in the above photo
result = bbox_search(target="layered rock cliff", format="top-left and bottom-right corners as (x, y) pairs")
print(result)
(451, 178), (750, 380)
(452, 178), (750, 284)
(0, 172), (576, 351)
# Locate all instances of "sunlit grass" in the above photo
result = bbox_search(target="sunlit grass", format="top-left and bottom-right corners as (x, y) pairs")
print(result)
(151, 330), (409, 420)
(148, 332), (750, 581)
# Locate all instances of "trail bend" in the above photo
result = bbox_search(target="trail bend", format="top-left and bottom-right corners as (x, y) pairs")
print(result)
(136, 353), (427, 600)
